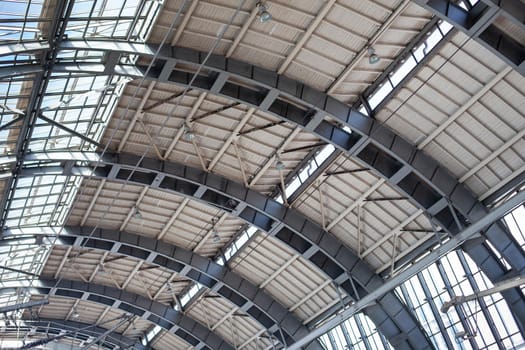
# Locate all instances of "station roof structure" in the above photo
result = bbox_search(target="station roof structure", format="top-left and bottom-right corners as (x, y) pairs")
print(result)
(0, 0), (524, 349)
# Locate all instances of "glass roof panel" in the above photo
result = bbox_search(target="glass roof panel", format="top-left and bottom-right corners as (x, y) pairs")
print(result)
(0, 236), (50, 322)
(5, 175), (82, 228)
(0, 70), (38, 155)
(0, 0), (163, 334)
(29, 73), (128, 152)
(0, 0), (44, 41)
(395, 248), (525, 349)
(65, 0), (161, 41)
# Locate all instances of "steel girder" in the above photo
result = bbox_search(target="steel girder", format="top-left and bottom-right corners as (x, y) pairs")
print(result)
(11, 40), (516, 343)
(23, 151), (433, 350)
(0, 64), (43, 80)
(56, 41), (525, 276)
(412, 0), (524, 75)
(0, 279), (232, 350)
(2, 226), (318, 350)
(7, 318), (144, 349)
(0, 41), (48, 57)
(55, 41), (525, 328)
(285, 189), (525, 350)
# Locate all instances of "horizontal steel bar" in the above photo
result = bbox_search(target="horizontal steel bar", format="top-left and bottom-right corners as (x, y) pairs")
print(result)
(9, 318), (143, 349)
(0, 299), (48, 313)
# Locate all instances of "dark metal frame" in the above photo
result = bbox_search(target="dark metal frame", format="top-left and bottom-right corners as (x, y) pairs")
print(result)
(6, 318), (145, 350)
(284, 188), (525, 349)
(40, 39), (525, 331)
(52, 41), (525, 285)
(0, 2), (522, 345)
(0, 0), (74, 229)
(0, 279), (233, 350)
(412, 0), (524, 76)
(77, 41), (525, 329)
(21, 151), (435, 350)
(2, 225), (317, 350)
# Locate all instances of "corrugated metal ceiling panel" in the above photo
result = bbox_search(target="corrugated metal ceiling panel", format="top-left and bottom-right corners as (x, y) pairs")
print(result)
(376, 31), (525, 200)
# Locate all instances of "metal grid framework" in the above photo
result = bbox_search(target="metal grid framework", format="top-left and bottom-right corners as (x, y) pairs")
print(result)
(0, 0), (524, 350)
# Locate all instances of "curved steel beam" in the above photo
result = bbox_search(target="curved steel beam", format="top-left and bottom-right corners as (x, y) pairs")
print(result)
(2, 226), (316, 349)
(0, 64), (42, 79)
(10, 318), (144, 350)
(57, 41), (525, 275)
(0, 280), (232, 350)
(55, 41), (525, 328)
(0, 41), (48, 57)
(412, 0), (525, 76)
(23, 151), (433, 350)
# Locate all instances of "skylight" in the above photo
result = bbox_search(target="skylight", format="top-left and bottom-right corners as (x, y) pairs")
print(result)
(365, 20), (453, 111)
(0, 238), (50, 325)
(66, 0), (162, 40)
(396, 248), (524, 349)
(0, 1), (162, 340)
(504, 204), (525, 250)
(0, 0), (43, 41)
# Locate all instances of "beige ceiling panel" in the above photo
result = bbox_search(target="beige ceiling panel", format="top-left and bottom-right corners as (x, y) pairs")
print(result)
(153, 330), (193, 350)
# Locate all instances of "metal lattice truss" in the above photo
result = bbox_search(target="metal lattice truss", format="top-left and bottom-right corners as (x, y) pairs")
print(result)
(0, 0), (524, 349)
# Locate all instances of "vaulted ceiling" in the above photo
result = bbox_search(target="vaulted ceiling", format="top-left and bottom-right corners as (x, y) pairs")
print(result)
(0, 0), (524, 349)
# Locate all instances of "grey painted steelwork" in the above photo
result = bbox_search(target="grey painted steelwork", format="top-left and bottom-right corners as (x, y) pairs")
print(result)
(413, 274), (455, 349)
(31, 40), (522, 343)
(455, 250), (505, 348)
(435, 258), (480, 349)
(0, 41), (48, 57)
(412, 0), (524, 76)
(0, 299), (48, 313)
(0, 64), (42, 79)
(0, 0), (73, 230)
(354, 16), (443, 114)
(483, 169), (525, 206)
(52, 40), (525, 331)
(13, 318), (144, 350)
(0, 279), (232, 350)
(22, 151), (433, 350)
(2, 226), (317, 349)
(284, 187), (525, 350)
(46, 41), (525, 329)
(55, 42), (525, 294)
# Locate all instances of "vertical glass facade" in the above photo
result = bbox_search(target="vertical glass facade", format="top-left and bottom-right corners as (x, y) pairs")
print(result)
(319, 313), (393, 350)
(319, 206), (525, 350)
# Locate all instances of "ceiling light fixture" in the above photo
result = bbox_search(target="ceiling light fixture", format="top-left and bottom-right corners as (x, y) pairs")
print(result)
(211, 218), (221, 243)
(275, 154), (285, 170)
(257, 2), (272, 23)
(212, 228), (221, 243)
(132, 206), (142, 220)
(367, 47), (380, 65)
(183, 124), (195, 141)
(72, 308), (80, 319)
